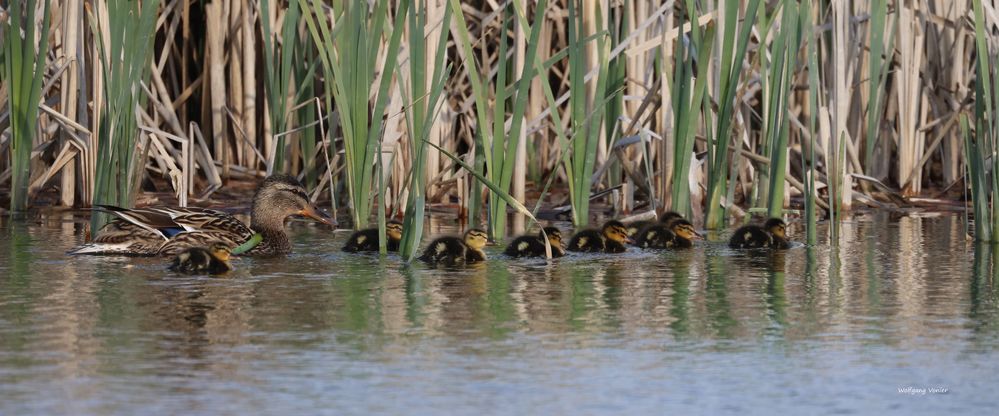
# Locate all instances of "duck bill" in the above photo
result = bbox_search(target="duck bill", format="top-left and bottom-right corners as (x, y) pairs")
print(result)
(624, 236), (636, 244)
(693, 231), (705, 240)
(299, 204), (336, 227)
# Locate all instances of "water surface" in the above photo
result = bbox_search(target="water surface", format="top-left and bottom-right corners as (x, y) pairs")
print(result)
(1, 213), (998, 415)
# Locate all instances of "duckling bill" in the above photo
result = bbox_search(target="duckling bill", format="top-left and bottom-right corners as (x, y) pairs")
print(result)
(504, 227), (564, 258)
(342, 220), (404, 252)
(169, 243), (232, 275)
(729, 217), (791, 249)
(418, 229), (488, 266)
(567, 220), (632, 253)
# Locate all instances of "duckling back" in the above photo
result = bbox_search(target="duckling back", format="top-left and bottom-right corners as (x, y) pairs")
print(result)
(342, 228), (378, 252)
(567, 229), (605, 253)
(728, 225), (774, 249)
(634, 224), (678, 249)
(169, 247), (231, 275)
(626, 220), (653, 237)
(418, 236), (468, 266)
(504, 235), (564, 258)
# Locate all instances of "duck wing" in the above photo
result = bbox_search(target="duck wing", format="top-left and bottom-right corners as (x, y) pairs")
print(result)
(70, 206), (254, 256)
(97, 205), (249, 238)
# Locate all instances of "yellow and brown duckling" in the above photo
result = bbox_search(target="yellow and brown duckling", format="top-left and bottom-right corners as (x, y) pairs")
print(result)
(342, 220), (404, 252)
(626, 211), (685, 237)
(168, 243), (232, 275)
(418, 228), (489, 266)
(567, 220), (633, 253)
(729, 217), (791, 249)
(633, 218), (699, 249)
(504, 226), (565, 258)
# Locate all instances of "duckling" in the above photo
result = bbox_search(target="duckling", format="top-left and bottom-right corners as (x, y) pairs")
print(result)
(634, 219), (699, 249)
(342, 220), (404, 252)
(504, 226), (565, 258)
(168, 243), (232, 275)
(418, 228), (489, 266)
(626, 211), (685, 237)
(567, 220), (633, 253)
(729, 217), (791, 249)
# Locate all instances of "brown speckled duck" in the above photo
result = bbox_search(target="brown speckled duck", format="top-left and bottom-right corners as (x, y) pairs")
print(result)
(68, 175), (334, 256)
(729, 218), (791, 249)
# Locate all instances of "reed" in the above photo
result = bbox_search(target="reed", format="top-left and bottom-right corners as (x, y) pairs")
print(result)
(0, 0), (993, 245)
(397, 0), (450, 260)
(88, 0), (159, 230)
(449, 0), (547, 239)
(762, 0), (801, 217)
(703, 0), (760, 229)
(963, 0), (999, 243)
(259, 0), (301, 174)
(562, 0), (610, 227)
(668, 1), (714, 220)
(802, 0), (818, 245)
(300, 0), (406, 229)
(2, 0), (50, 212)
(864, 0), (894, 170)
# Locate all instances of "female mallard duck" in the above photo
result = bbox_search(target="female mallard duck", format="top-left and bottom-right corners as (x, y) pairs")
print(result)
(418, 229), (489, 266)
(729, 217), (791, 249)
(626, 211), (685, 237)
(68, 174), (334, 256)
(504, 226), (565, 258)
(342, 220), (404, 252)
(567, 220), (632, 253)
(634, 219), (699, 249)
(169, 243), (232, 275)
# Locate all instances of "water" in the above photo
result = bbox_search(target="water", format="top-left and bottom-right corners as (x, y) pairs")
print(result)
(1, 213), (998, 415)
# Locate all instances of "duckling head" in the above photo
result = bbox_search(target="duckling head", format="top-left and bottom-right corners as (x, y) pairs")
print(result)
(765, 218), (787, 239)
(208, 243), (232, 262)
(541, 226), (563, 248)
(602, 220), (633, 244)
(670, 219), (700, 241)
(464, 229), (489, 250)
(660, 211), (683, 225)
(386, 220), (404, 241)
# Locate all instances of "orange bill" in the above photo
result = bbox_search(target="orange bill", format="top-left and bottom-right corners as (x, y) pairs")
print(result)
(299, 204), (336, 227)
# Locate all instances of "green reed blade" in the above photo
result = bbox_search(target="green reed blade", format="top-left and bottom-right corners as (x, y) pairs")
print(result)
(704, 0), (760, 229)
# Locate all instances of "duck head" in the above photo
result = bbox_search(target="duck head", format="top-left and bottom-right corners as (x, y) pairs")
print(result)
(386, 220), (404, 242)
(540, 226), (563, 248)
(464, 229), (489, 250)
(602, 220), (633, 244)
(659, 211), (683, 225)
(670, 219), (701, 240)
(208, 243), (232, 262)
(765, 218), (787, 239)
(251, 174), (336, 230)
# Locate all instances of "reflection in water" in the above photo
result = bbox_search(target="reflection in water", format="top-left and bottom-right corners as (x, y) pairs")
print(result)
(1, 213), (998, 414)
(970, 244), (999, 344)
